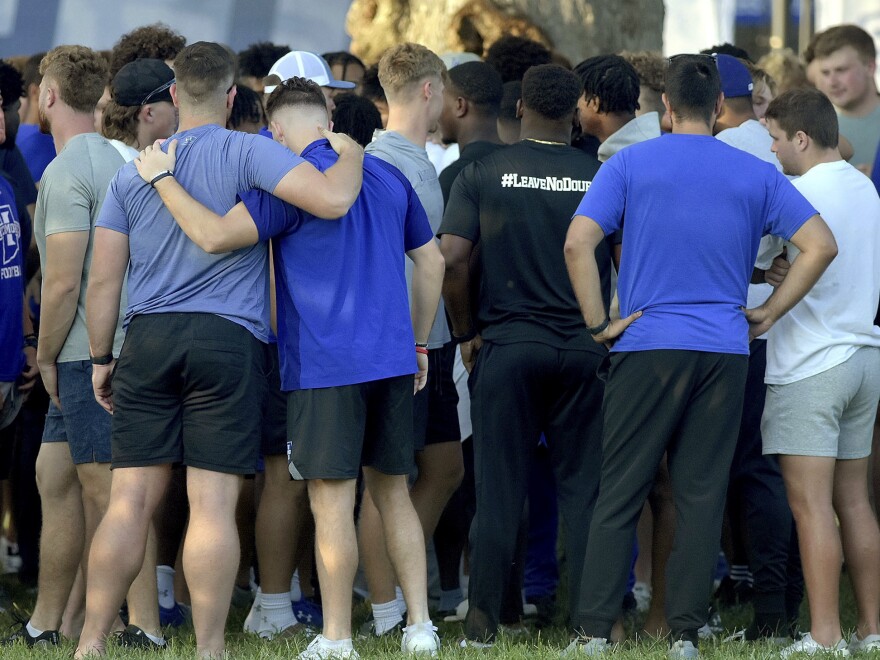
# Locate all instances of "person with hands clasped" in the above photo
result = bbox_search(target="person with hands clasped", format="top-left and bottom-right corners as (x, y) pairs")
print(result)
(563, 55), (835, 660)
(130, 76), (444, 660)
(77, 43), (364, 660)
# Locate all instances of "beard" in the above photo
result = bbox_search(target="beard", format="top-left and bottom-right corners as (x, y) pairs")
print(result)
(38, 107), (51, 135)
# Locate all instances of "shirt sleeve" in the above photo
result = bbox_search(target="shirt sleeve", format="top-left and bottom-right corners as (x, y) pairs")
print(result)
(764, 170), (818, 240)
(42, 165), (94, 236)
(403, 182), (434, 251)
(95, 174), (131, 236)
(572, 153), (627, 235)
(240, 133), (306, 193)
(239, 189), (300, 241)
(438, 161), (481, 242)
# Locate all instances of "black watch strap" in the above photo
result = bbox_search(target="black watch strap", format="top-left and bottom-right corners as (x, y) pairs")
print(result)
(90, 353), (114, 366)
(587, 317), (611, 335)
(452, 329), (477, 344)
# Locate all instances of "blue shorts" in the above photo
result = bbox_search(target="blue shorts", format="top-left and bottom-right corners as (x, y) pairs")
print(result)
(42, 360), (112, 464)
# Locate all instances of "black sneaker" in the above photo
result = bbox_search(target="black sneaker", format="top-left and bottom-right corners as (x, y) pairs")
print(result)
(115, 624), (167, 650)
(0, 616), (60, 648)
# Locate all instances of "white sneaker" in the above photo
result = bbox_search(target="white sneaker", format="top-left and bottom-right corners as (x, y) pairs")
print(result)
(632, 582), (652, 613)
(443, 599), (468, 622)
(401, 621), (440, 657)
(563, 636), (611, 656)
(848, 632), (880, 654)
(298, 635), (359, 660)
(780, 633), (850, 658)
(243, 595), (262, 634)
(669, 640), (699, 659)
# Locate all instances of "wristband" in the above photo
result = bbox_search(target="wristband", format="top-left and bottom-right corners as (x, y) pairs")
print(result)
(149, 170), (174, 188)
(415, 342), (428, 348)
(452, 329), (477, 344)
(587, 317), (611, 336)
(90, 354), (114, 366)
(415, 347), (429, 355)
(23, 334), (37, 350)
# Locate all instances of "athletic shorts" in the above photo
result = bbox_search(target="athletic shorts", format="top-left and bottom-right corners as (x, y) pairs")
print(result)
(287, 375), (414, 480)
(41, 360), (112, 464)
(262, 343), (287, 456)
(762, 346), (880, 459)
(413, 341), (461, 451)
(110, 313), (267, 474)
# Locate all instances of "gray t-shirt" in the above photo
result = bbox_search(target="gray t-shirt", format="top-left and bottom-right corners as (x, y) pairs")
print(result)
(367, 130), (450, 348)
(838, 104), (880, 171)
(34, 133), (127, 362)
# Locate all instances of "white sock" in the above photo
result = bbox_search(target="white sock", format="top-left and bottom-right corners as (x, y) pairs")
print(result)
(318, 635), (353, 650)
(371, 599), (403, 635)
(243, 587), (263, 634)
(143, 630), (166, 645)
(395, 586), (407, 617)
(156, 565), (175, 609)
(290, 570), (302, 602)
(26, 622), (44, 637)
(259, 591), (296, 637)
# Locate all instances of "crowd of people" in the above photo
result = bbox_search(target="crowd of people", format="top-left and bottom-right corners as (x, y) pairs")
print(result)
(0, 16), (879, 660)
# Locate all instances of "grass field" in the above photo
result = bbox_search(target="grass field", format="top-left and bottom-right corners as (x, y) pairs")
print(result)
(0, 574), (873, 659)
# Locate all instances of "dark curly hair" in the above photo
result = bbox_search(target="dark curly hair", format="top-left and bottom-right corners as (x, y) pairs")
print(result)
(573, 55), (640, 115)
(238, 42), (290, 80)
(109, 23), (186, 79)
(228, 84), (265, 131)
(521, 64), (581, 120)
(447, 61), (503, 113)
(485, 35), (552, 83)
(700, 42), (752, 62)
(360, 64), (386, 104)
(331, 94), (382, 148)
(0, 60), (24, 108)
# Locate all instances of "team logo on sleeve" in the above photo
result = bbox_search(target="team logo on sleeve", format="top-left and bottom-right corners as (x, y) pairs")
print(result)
(0, 204), (20, 268)
(500, 173), (592, 192)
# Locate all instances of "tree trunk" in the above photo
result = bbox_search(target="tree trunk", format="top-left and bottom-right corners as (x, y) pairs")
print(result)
(346, 0), (664, 66)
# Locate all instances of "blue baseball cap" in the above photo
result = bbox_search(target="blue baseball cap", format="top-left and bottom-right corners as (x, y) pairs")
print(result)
(715, 53), (753, 98)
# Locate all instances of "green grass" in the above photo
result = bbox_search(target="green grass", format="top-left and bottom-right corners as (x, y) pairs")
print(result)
(0, 575), (875, 659)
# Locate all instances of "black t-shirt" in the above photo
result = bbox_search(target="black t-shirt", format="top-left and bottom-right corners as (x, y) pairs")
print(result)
(440, 140), (610, 353)
(439, 140), (504, 206)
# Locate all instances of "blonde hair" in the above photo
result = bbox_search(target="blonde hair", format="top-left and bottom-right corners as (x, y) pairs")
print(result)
(756, 49), (809, 94)
(40, 45), (108, 114)
(378, 43), (446, 100)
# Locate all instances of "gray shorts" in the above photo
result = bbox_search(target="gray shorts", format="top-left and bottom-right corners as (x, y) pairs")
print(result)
(762, 346), (880, 459)
(0, 382), (24, 431)
(42, 360), (112, 464)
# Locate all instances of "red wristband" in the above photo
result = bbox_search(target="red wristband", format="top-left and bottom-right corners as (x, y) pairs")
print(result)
(415, 347), (429, 355)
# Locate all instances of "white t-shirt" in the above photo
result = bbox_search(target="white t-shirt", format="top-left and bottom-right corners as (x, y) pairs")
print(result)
(716, 120), (785, 316)
(765, 160), (880, 384)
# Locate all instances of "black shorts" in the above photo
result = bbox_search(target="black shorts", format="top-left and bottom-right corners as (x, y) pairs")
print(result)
(413, 341), (461, 451)
(287, 375), (414, 480)
(262, 344), (287, 456)
(111, 313), (268, 474)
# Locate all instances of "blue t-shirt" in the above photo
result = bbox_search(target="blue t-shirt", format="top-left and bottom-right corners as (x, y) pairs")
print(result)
(574, 134), (817, 355)
(96, 124), (304, 341)
(17, 124), (56, 183)
(871, 141), (880, 195)
(240, 139), (434, 391)
(0, 177), (24, 381)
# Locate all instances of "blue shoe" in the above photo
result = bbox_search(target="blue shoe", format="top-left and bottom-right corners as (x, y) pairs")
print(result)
(159, 602), (191, 628)
(292, 598), (323, 628)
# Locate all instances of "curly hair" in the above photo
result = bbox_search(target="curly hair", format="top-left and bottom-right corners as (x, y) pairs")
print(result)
(485, 35), (552, 83)
(238, 42), (290, 79)
(109, 23), (186, 79)
(700, 42), (752, 62)
(573, 55), (640, 115)
(0, 60), (24, 108)
(447, 61), (503, 112)
(101, 101), (139, 145)
(619, 51), (665, 93)
(332, 94), (382, 148)
(229, 84), (265, 131)
(756, 48), (808, 94)
(521, 64), (581, 120)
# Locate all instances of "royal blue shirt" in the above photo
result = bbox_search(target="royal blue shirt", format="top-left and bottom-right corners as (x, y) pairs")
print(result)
(240, 139), (434, 390)
(97, 124), (304, 341)
(574, 134), (817, 355)
(17, 125), (55, 183)
(0, 177), (24, 381)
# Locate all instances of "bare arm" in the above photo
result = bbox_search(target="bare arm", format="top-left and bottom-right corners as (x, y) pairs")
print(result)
(564, 215), (641, 348)
(439, 234), (475, 338)
(745, 214), (837, 338)
(19, 297), (38, 393)
(407, 239), (445, 392)
(136, 141), (259, 253)
(37, 230), (89, 407)
(85, 228), (129, 413)
(272, 128), (364, 219)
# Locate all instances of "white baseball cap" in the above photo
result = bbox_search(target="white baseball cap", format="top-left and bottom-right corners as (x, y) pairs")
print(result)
(263, 51), (357, 93)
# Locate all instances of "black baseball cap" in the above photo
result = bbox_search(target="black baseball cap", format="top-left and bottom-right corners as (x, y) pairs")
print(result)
(112, 58), (175, 107)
